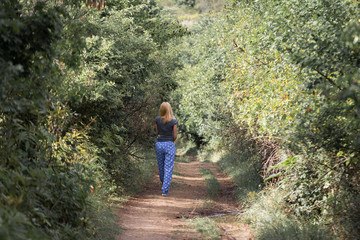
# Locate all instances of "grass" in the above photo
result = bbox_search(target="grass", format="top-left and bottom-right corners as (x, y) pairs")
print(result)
(218, 151), (263, 201)
(88, 201), (121, 240)
(176, 157), (192, 163)
(215, 147), (334, 239)
(123, 151), (157, 194)
(188, 217), (221, 240)
(177, 13), (202, 21)
(201, 199), (217, 209)
(243, 187), (334, 240)
(200, 168), (220, 199)
(196, 150), (224, 163)
(172, 170), (185, 176)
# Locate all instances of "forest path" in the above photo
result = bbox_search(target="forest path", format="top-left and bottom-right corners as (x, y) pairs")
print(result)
(114, 156), (252, 240)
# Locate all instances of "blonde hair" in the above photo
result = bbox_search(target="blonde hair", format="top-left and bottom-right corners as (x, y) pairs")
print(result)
(159, 102), (173, 124)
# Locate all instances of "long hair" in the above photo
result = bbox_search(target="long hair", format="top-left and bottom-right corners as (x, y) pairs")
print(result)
(159, 102), (173, 124)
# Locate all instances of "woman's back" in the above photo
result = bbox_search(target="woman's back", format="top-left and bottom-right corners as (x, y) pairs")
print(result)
(155, 116), (177, 142)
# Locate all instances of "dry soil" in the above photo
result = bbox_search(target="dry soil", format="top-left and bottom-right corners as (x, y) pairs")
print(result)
(115, 157), (252, 240)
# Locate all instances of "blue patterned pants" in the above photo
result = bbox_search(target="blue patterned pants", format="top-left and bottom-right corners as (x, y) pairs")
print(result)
(155, 141), (175, 194)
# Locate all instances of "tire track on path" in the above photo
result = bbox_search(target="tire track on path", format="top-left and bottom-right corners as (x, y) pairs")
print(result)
(115, 158), (251, 239)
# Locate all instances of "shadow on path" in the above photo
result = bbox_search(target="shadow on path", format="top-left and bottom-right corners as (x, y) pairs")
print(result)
(115, 160), (252, 240)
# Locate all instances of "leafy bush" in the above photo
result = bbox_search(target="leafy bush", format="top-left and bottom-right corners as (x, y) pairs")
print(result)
(219, 153), (262, 200)
(168, 0), (360, 238)
(244, 187), (334, 240)
(168, 16), (229, 149)
(176, 0), (196, 8)
(0, 0), (183, 239)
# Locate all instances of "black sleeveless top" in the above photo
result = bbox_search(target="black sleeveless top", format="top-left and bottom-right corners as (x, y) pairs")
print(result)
(155, 116), (178, 142)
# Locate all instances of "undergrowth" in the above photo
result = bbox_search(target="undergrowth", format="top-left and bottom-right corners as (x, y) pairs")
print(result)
(200, 168), (220, 198)
(86, 193), (120, 240)
(175, 135), (198, 157)
(218, 151), (263, 202)
(176, 157), (192, 163)
(188, 217), (221, 240)
(127, 152), (157, 194)
(243, 187), (334, 240)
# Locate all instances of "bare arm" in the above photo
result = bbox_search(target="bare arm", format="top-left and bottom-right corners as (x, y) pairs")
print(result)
(154, 122), (158, 135)
(173, 124), (177, 141)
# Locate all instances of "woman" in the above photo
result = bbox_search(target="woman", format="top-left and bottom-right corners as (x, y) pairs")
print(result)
(154, 102), (177, 196)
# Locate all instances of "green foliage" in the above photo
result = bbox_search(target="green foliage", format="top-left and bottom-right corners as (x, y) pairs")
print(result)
(2, 0), (359, 238)
(176, 0), (196, 8)
(244, 187), (334, 240)
(233, 0), (360, 237)
(176, 157), (192, 163)
(65, 5), (179, 193)
(117, 0), (188, 46)
(150, 13), (188, 47)
(168, 0), (360, 238)
(217, 128), (264, 201)
(200, 168), (220, 198)
(168, 16), (229, 148)
(188, 217), (221, 240)
(0, 0), (182, 239)
(175, 134), (198, 156)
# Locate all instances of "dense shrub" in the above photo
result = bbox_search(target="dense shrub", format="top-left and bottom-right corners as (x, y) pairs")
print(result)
(176, 0), (196, 8)
(169, 0), (360, 238)
(244, 187), (334, 240)
(0, 0), (184, 239)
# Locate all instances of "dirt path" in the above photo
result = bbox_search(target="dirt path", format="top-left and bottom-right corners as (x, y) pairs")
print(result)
(115, 157), (252, 240)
